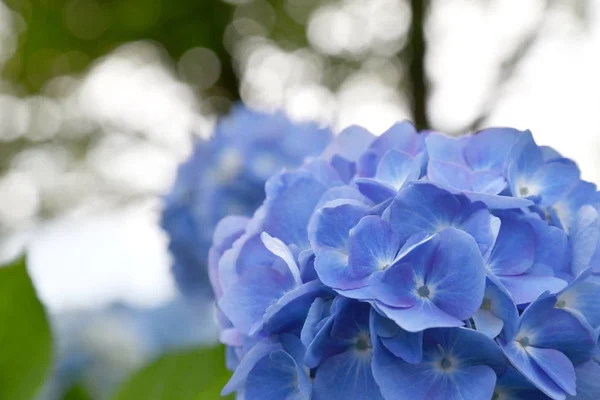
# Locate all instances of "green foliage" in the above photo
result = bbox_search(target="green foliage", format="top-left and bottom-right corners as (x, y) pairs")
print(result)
(62, 384), (92, 400)
(2, 0), (238, 97)
(0, 256), (53, 400)
(112, 345), (234, 400)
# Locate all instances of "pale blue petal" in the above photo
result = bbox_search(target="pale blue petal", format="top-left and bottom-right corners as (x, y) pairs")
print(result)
(312, 350), (384, 400)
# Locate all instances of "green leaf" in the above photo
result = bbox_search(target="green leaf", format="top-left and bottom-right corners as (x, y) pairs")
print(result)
(112, 345), (234, 400)
(62, 384), (92, 400)
(0, 256), (53, 400)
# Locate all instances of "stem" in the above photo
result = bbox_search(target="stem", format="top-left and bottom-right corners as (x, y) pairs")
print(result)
(408, 0), (430, 130)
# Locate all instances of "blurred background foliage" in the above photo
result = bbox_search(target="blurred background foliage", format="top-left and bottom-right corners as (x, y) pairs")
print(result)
(0, 0), (599, 399)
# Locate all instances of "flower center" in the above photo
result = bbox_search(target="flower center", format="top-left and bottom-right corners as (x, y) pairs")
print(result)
(518, 336), (530, 348)
(519, 186), (529, 197)
(555, 299), (566, 309)
(439, 357), (452, 370)
(355, 332), (372, 353)
(417, 285), (430, 298)
(481, 298), (492, 310)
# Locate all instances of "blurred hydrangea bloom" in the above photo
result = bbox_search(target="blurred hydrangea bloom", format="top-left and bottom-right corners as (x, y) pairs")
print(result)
(162, 106), (332, 295)
(209, 122), (600, 399)
(39, 299), (216, 400)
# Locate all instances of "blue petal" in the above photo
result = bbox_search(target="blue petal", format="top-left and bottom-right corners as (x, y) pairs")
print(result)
(487, 216), (536, 276)
(570, 205), (600, 277)
(461, 190), (534, 209)
(556, 269), (600, 330)
(304, 316), (345, 369)
(427, 159), (473, 191)
(499, 338), (568, 400)
(385, 183), (461, 241)
(348, 215), (402, 279)
(308, 199), (368, 251)
(426, 327), (506, 375)
(376, 300), (464, 332)
(314, 249), (360, 290)
(527, 347), (576, 396)
(372, 337), (441, 400)
(219, 264), (294, 334)
(375, 149), (422, 190)
(245, 349), (311, 400)
(471, 170), (507, 194)
(261, 232), (302, 286)
(532, 159), (581, 207)
(494, 366), (550, 400)
(520, 295), (596, 365)
(312, 350), (384, 400)
(447, 366), (498, 400)
(567, 361), (600, 400)
(507, 130), (544, 182)
(474, 278), (519, 339)
(300, 298), (329, 348)
(473, 309), (504, 339)
(499, 274), (567, 306)
(374, 233), (439, 307)
(263, 170), (329, 249)
(323, 125), (374, 163)
(549, 180), (597, 233)
(527, 217), (569, 278)
(425, 133), (467, 164)
(464, 127), (523, 171)
(426, 228), (486, 321)
(371, 310), (423, 364)
(355, 177), (398, 204)
(223, 337), (282, 394)
(264, 281), (334, 335)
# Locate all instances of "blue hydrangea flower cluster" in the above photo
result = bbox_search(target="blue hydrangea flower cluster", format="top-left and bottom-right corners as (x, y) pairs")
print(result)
(161, 106), (332, 295)
(210, 122), (600, 400)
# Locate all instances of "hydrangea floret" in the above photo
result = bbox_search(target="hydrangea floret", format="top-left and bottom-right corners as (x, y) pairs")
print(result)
(161, 106), (332, 295)
(209, 122), (600, 400)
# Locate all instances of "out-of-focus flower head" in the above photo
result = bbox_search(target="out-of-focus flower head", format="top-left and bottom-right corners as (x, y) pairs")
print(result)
(39, 299), (216, 400)
(161, 106), (332, 295)
(209, 121), (600, 399)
